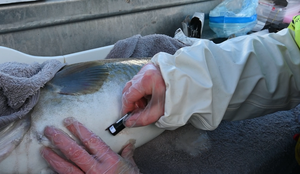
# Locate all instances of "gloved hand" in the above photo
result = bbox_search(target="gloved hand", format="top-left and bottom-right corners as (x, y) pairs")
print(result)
(41, 117), (140, 174)
(122, 63), (166, 127)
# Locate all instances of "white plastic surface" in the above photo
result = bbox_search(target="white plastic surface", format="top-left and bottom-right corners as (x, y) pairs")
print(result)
(0, 45), (114, 64)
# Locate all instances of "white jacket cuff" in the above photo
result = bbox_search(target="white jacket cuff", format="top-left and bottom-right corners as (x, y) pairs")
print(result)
(151, 28), (300, 130)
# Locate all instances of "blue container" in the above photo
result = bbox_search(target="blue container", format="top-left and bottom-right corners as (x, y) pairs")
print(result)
(209, 15), (257, 37)
(209, 0), (258, 37)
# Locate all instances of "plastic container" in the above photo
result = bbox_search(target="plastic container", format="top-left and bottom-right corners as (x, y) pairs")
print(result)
(252, 0), (273, 31)
(267, 5), (287, 25)
(209, 20), (257, 37)
(256, 1), (274, 23)
(209, 0), (258, 37)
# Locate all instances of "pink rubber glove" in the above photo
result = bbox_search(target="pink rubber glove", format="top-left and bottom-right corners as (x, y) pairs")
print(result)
(41, 117), (140, 174)
(122, 63), (166, 127)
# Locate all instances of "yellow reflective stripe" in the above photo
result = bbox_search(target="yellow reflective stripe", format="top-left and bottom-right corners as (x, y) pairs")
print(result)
(288, 15), (300, 48)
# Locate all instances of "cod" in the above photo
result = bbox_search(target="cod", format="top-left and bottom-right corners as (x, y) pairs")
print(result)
(0, 59), (164, 174)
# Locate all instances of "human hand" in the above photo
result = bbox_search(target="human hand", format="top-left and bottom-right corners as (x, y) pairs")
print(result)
(41, 117), (140, 174)
(122, 63), (166, 127)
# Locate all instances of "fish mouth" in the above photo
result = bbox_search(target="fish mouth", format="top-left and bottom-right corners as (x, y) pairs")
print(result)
(0, 114), (31, 162)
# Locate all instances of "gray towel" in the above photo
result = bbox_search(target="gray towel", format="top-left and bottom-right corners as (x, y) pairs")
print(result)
(0, 60), (65, 129)
(105, 34), (187, 59)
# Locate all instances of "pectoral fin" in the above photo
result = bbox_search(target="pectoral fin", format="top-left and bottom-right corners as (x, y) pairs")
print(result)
(48, 61), (109, 95)
(0, 115), (31, 162)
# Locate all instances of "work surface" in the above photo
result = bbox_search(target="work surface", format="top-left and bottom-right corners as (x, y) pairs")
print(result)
(134, 104), (300, 174)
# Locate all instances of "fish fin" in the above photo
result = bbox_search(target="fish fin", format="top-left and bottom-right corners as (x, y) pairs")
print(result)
(0, 115), (31, 162)
(48, 61), (109, 95)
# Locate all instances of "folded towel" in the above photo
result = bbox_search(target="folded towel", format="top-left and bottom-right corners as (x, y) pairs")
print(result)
(105, 34), (187, 59)
(0, 60), (65, 129)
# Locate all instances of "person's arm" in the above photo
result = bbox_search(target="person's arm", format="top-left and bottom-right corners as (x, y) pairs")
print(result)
(123, 28), (300, 131)
(152, 28), (300, 130)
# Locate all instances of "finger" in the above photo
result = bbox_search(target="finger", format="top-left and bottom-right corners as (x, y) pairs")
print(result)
(44, 126), (98, 172)
(122, 86), (145, 115)
(125, 87), (165, 127)
(122, 81), (132, 94)
(124, 103), (163, 127)
(63, 117), (119, 162)
(122, 72), (155, 114)
(134, 97), (148, 110)
(123, 96), (148, 117)
(120, 140), (137, 167)
(41, 146), (84, 174)
(122, 63), (156, 114)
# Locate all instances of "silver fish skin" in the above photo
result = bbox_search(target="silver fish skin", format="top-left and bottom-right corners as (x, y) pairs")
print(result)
(0, 58), (164, 174)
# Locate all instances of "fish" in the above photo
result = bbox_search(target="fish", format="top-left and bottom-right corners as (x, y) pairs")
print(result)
(0, 58), (164, 174)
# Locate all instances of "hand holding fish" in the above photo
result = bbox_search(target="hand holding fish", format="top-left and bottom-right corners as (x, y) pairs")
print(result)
(41, 117), (140, 174)
(122, 63), (166, 127)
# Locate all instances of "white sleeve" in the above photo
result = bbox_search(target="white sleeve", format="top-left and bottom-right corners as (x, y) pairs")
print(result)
(151, 28), (300, 130)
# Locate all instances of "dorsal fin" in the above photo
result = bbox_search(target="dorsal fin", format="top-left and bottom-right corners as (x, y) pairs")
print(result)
(47, 61), (109, 95)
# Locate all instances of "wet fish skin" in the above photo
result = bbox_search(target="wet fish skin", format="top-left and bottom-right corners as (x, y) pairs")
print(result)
(0, 58), (164, 174)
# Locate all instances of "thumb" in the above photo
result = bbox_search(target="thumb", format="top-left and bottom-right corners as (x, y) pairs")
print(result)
(124, 110), (144, 128)
(124, 102), (163, 127)
(120, 139), (137, 166)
